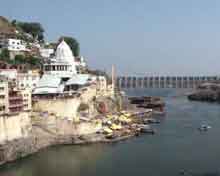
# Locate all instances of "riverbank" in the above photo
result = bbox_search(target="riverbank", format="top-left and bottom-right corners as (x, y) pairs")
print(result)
(0, 120), (146, 166)
(188, 82), (220, 102)
(0, 83), (166, 166)
(0, 104), (160, 166)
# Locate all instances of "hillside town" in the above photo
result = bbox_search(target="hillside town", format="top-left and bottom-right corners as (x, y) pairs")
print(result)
(0, 16), (165, 165)
(0, 16), (110, 142)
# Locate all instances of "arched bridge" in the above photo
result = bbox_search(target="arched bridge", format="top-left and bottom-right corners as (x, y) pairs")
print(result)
(117, 76), (220, 89)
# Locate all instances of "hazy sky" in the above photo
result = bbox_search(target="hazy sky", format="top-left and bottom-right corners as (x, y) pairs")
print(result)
(1, 0), (220, 76)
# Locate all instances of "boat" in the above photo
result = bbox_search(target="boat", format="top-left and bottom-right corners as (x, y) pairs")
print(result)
(138, 125), (155, 134)
(105, 133), (118, 139)
(103, 127), (113, 134)
(143, 118), (160, 124)
(198, 125), (211, 131)
(110, 123), (122, 130)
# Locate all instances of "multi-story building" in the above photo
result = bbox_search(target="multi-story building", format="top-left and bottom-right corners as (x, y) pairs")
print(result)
(0, 77), (9, 115)
(0, 69), (40, 90)
(0, 79), (32, 144)
(0, 69), (17, 80)
(0, 38), (28, 59)
(8, 89), (23, 114)
(0, 76), (32, 114)
(0, 69), (18, 88)
(17, 70), (40, 90)
(1, 38), (26, 52)
(20, 89), (32, 111)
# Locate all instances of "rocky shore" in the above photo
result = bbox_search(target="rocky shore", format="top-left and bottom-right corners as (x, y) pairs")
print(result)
(0, 124), (140, 166)
(188, 83), (220, 102)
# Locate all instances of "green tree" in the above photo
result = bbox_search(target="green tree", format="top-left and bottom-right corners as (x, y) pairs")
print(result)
(0, 49), (10, 61)
(26, 56), (42, 67)
(11, 19), (17, 27)
(17, 22), (44, 42)
(14, 55), (26, 64)
(61, 36), (80, 57)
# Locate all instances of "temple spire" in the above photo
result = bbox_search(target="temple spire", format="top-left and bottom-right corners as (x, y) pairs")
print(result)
(55, 40), (74, 63)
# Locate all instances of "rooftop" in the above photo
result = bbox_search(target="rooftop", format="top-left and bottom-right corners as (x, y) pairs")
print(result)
(66, 74), (91, 85)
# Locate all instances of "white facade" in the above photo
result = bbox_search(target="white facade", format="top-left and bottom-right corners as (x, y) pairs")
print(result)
(17, 71), (40, 90)
(4, 39), (26, 51)
(0, 79), (9, 115)
(0, 69), (40, 90)
(21, 89), (32, 111)
(40, 48), (54, 58)
(0, 69), (17, 80)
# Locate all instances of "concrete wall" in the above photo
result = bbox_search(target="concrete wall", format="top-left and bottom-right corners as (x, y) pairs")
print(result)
(33, 85), (99, 120)
(33, 98), (81, 120)
(0, 112), (31, 144)
(32, 113), (102, 136)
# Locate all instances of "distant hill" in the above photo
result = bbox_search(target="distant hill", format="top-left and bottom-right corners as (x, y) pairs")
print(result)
(0, 16), (16, 35)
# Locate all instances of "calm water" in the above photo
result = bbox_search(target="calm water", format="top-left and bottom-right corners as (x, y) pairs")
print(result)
(1, 88), (220, 176)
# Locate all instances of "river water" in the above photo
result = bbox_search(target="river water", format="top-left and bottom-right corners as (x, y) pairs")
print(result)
(1, 88), (220, 176)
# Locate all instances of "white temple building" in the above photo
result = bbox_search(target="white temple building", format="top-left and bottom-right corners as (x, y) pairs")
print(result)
(43, 40), (77, 78)
(33, 40), (92, 95)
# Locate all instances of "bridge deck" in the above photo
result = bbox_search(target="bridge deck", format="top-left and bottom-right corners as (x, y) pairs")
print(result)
(117, 76), (219, 89)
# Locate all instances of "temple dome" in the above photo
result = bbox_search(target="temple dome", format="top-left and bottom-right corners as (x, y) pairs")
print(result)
(55, 40), (74, 63)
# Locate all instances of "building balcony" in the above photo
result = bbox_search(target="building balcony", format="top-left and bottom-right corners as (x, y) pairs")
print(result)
(9, 100), (23, 105)
(9, 107), (23, 113)
(9, 103), (23, 108)
(9, 96), (22, 101)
